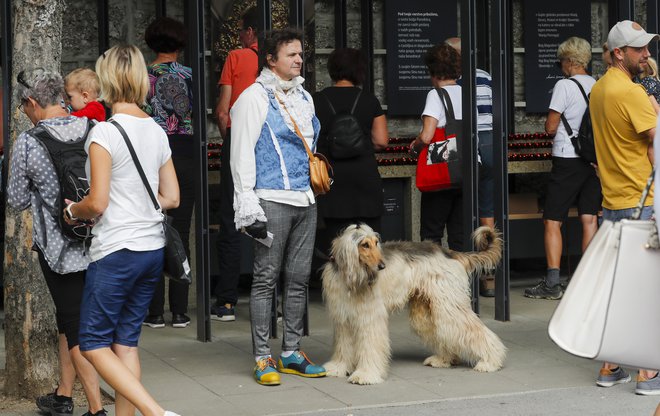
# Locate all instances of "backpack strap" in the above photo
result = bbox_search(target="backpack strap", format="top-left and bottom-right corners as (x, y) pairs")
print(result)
(568, 78), (589, 103)
(435, 87), (456, 122)
(559, 78), (589, 137)
(322, 88), (362, 117)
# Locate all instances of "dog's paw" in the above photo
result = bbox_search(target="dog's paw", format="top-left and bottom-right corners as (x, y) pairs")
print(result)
(423, 355), (452, 368)
(473, 360), (502, 372)
(347, 370), (384, 385)
(324, 361), (350, 377)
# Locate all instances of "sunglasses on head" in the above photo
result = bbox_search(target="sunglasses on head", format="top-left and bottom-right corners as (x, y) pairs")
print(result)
(17, 71), (32, 89)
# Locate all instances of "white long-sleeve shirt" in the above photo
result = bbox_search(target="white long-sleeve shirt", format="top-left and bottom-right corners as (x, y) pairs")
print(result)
(229, 68), (316, 229)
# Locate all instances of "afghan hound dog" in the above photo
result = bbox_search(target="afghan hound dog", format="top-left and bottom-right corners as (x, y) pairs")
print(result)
(321, 224), (506, 385)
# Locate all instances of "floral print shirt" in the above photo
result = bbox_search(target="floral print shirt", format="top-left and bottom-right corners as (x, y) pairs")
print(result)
(145, 62), (194, 136)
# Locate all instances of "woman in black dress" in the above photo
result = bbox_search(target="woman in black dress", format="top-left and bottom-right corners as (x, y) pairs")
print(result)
(313, 48), (389, 259)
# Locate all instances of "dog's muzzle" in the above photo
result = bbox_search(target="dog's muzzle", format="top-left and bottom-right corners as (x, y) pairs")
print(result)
(378, 261), (386, 270)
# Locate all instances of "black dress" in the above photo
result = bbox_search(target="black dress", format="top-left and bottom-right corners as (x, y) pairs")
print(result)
(312, 86), (385, 260)
(313, 86), (385, 220)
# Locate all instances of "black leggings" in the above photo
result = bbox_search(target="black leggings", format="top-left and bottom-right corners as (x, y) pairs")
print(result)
(37, 248), (85, 349)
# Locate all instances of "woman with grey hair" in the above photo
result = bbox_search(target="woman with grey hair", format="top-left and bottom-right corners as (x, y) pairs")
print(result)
(7, 68), (105, 416)
(523, 37), (602, 300)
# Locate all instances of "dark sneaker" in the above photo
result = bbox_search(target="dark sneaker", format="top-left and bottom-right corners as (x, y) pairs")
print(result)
(211, 304), (235, 322)
(523, 281), (563, 300)
(277, 351), (326, 378)
(254, 357), (281, 386)
(596, 367), (631, 387)
(142, 315), (165, 328)
(36, 390), (74, 416)
(81, 409), (107, 416)
(172, 314), (191, 328)
(636, 373), (660, 395)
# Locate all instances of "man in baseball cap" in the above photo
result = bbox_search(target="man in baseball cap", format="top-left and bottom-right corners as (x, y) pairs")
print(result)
(590, 20), (659, 395)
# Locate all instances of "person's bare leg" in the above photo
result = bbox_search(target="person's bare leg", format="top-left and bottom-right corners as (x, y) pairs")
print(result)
(69, 346), (103, 413)
(640, 369), (659, 380)
(580, 214), (598, 252)
(479, 217), (495, 229)
(544, 220), (563, 270)
(57, 334), (76, 397)
(81, 346), (163, 416)
(654, 401), (660, 416)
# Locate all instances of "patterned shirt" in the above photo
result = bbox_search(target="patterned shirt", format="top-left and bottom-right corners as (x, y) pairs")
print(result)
(638, 76), (660, 103)
(7, 116), (90, 274)
(145, 62), (194, 136)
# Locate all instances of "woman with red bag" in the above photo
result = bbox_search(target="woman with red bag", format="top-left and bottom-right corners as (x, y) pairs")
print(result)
(410, 44), (464, 250)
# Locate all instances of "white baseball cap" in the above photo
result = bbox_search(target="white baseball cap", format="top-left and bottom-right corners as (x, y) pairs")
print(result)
(607, 20), (659, 49)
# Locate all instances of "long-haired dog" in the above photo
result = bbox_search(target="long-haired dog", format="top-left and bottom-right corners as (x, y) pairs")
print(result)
(321, 224), (506, 385)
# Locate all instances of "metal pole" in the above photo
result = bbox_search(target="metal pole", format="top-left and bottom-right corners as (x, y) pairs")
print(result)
(97, 0), (109, 55)
(647, 0), (659, 60)
(490, 0), (511, 321)
(258, 0), (273, 33)
(187, 0), (211, 342)
(288, 0), (304, 28)
(335, 0), (347, 49)
(156, 0), (167, 18)
(1, 0), (11, 186)
(360, 0), (374, 92)
(609, 0), (635, 28)
(460, 0), (479, 314)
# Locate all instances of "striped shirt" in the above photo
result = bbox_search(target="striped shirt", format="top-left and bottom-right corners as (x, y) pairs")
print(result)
(458, 68), (493, 132)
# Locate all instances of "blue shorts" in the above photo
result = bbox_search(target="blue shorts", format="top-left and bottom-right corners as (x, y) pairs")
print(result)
(79, 248), (164, 351)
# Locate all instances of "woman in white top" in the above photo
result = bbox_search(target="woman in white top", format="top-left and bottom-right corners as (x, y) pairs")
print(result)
(63, 45), (181, 416)
(410, 43), (465, 251)
(524, 36), (602, 300)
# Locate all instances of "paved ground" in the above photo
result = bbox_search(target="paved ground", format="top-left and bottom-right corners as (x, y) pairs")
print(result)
(1, 276), (658, 416)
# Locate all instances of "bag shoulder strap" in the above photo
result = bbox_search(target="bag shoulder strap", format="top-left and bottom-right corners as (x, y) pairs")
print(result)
(275, 95), (315, 161)
(109, 119), (161, 212)
(435, 87), (456, 122)
(560, 114), (573, 136)
(568, 78), (589, 103)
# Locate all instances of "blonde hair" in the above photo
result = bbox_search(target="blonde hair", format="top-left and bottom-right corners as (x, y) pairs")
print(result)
(557, 37), (592, 69)
(641, 57), (660, 80)
(65, 68), (100, 97)
(95, 44), (149, 106)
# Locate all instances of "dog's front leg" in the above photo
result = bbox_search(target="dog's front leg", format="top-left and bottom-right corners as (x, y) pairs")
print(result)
(347, 305), (390, 385)
(324, 321), (355, 377)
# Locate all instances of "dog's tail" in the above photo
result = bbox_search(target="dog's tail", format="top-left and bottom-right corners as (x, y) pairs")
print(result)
(450, 226), (502, 275)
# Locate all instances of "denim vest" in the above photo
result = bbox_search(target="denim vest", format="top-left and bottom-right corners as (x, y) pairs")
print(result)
(254, 85), (320, 191)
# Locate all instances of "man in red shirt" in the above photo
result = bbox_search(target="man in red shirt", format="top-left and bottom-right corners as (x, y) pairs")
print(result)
(212, 7), (259, 321)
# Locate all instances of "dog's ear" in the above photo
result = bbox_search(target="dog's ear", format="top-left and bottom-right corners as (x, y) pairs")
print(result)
(330, 228), (367, 292)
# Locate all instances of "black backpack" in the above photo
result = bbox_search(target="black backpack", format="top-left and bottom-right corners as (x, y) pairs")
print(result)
(323, 89), (372, 159)
(29, 119), (95, 242)
(560, 78), (597, 164)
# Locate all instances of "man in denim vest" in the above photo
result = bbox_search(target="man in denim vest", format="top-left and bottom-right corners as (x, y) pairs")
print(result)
(229, 28), (326, 386)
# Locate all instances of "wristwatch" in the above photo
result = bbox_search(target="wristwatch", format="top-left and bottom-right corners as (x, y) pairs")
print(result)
(65, 203), (78, 222)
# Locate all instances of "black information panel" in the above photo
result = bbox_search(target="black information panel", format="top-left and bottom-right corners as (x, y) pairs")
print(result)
(523, 1), (591, 113)
(385, 1), (457, 116)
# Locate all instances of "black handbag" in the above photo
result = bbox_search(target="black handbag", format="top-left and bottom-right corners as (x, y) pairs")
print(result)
(110, 120), (192, 285)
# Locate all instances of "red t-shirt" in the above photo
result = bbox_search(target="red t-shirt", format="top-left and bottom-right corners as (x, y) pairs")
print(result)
(72, 100), (106, 122)
(219, 42), (259, 127)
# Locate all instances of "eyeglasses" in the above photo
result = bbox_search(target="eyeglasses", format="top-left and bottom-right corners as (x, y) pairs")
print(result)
(17, 71), (32, 89)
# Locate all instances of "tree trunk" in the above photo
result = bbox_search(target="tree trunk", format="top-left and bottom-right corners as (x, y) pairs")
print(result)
(4, 0), (65, 399)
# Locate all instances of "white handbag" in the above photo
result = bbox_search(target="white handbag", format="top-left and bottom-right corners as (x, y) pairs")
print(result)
(548, 172), (660, 370)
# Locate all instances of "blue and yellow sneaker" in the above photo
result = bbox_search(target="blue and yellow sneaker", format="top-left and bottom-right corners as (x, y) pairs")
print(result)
(254, 357), (281, 386)
(277, 351), (327, 378)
